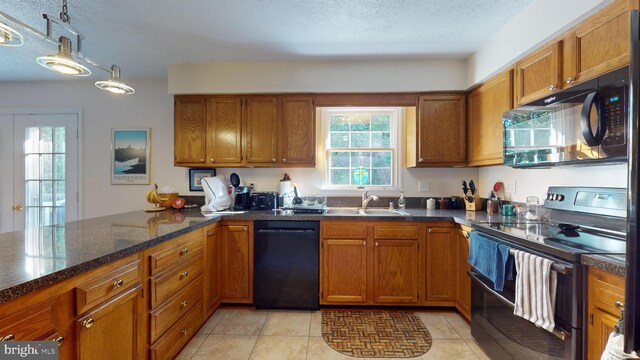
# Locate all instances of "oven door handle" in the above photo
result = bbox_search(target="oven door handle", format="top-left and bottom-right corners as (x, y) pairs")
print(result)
(469, 271), (571, 341)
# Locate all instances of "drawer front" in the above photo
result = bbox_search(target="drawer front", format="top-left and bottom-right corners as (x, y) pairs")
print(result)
(150, 259), (203, 308)
(0, 298), (58, 341)
(149, 232), (203, 276)
(150, 274), (203, 342)
(373, 225), (418, 239)
(322, 224), (367, 239)
(76, 259), (141, 314)
(151, 301), (203, 360)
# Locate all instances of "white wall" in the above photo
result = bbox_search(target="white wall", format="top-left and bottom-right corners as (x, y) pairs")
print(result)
(168, 59), (468, 94)
(466, 0), (613, 87)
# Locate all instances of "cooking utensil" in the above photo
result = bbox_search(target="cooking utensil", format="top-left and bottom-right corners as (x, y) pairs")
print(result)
(292, 184), (303, 205)
(462, 180), (469, 196)
(469, 180), (476, 195)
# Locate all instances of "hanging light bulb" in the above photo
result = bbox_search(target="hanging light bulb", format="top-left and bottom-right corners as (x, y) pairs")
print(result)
(0, 22), (24, 46)
(36, 36), (91, 76)
(95, 65), (135, 94)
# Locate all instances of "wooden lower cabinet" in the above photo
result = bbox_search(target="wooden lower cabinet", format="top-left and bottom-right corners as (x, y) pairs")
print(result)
(456, 227), (471, 320)
(425, 226), (457, 303)
(587, 267), (625, 360)
(76, 286), (142, 360)
(320, 221), (422, 305)
(220, 222), (253, 303)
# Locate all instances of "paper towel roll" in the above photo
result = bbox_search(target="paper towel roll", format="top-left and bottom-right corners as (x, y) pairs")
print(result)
(427, 198), (436, 210)
(279, 180), (292, 197)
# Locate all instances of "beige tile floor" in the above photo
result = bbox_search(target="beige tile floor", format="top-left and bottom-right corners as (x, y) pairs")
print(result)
(176, 308), (491, 360)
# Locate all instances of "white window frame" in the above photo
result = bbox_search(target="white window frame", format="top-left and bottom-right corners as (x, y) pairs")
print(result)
(320, 107), (402, 191)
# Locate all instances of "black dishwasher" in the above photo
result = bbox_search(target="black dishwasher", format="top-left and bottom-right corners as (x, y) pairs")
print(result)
(253, 220), (319, 310)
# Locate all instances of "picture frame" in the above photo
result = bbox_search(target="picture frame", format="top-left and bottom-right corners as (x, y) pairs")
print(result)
(111, 128), (151, 185)
(189, 169), (216, 191)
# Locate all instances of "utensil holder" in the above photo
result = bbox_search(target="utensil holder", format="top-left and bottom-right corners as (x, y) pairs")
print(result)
(464, 197), (483, 211)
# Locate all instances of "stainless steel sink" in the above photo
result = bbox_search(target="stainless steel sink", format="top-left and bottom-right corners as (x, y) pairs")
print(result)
(325, 208), (410, 216)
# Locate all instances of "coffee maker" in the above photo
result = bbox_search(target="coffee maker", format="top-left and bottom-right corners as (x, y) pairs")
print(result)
(234, 186), (251, 210)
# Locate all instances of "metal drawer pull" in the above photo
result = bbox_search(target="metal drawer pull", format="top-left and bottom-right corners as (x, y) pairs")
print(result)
(181, 300), (188, 307)
(114, 279), (124, 288)
(549, 85), (557, 91)
(83, 319), (94, 329)
(507, 249), (571, 274)
(181, 248), (189, 255)
(55, 336), (64, 346)
(181, 328), (189, 335)
(1, 334), (15, 341)
(375, 242), (379, 247)
(181, 271), (189, 278)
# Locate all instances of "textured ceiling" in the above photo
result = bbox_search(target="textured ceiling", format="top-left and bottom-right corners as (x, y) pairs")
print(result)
(0, 0), (532, 81)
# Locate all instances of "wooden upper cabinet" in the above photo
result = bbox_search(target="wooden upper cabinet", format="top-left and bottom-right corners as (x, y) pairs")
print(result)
(514, 41), (563, 106)
(174, 96), (207, 165)
(468, 69), (513, 166)
(281, 96), (315, 166)
(563, 0), (631, 87)
(207, 97), (243, 165)
(425, 227), (457, 302)
(244, 96), (279, 164)
(408, 94), (466, 166)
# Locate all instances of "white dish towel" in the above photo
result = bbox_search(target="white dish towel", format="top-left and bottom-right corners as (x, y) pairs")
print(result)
(513, 249), (558, 332)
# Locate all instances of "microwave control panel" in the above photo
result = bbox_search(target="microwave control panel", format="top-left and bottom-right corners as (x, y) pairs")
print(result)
(600, 87), (626, 148)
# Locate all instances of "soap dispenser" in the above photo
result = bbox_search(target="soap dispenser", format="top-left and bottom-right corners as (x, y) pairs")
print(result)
(397, 192), (406, 209)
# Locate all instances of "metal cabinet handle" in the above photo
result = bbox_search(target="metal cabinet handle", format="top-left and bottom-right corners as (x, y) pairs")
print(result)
(566, 77), (574, 84)
(419, 158), (424, 163)
(282, 158), (287, 163)
(181, 329), (189, 335)
(55, 336), (64, 346)
(210, 159), (215, 163)
(113, 279), (124, 288)
(616, 301), (625, 310)
(549, 85), (557, 91)
(83, 319), (94, 329)
(181, 271), (189, 278)
(428, 228), (433, 233)
(1, 334), (15, 341)
(363, 240), (366, 246)
(181, 248), (189, 255)
(375, 242), (379, 247)
(200, 158), (205, 163)
(272, 158), (276, 162)
(12, 205), (23, 212)
(181, 300), (188, 307)
(207, 230), (213, 236)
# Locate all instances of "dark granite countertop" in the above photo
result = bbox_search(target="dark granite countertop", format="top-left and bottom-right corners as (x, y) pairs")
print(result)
(0, 206), (624, 304)
(582, 254), (626, 277)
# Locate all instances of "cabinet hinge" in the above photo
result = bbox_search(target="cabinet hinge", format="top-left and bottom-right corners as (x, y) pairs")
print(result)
(589, 313), (593, 325)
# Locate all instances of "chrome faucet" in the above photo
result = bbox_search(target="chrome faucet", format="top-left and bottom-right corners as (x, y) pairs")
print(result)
(361, 190), (379, 210)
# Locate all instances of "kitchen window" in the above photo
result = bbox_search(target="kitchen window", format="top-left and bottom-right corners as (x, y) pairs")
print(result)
(322, 108), (399, 189)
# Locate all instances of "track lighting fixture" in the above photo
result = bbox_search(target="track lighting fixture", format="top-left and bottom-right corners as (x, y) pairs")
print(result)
(95, 65), (135, 94)
(36, 36), (91, 76)
(0, 22), (23, 46)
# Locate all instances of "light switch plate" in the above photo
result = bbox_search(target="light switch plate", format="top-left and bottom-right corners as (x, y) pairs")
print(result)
(418, 180), (430, 192)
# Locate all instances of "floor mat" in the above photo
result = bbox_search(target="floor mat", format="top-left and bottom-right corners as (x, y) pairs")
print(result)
(321, 309), (432, 358)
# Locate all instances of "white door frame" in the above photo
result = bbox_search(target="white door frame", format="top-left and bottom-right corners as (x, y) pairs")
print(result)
(0, 108), (83, 222)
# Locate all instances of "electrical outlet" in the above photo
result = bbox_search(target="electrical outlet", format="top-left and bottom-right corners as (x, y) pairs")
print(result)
(418, 180), (430, 192)
(504, 181), (516, 194)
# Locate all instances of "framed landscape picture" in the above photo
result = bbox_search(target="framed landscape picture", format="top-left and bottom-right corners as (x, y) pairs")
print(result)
(189, 168), (216, 191)
(111, 128), (151, 185)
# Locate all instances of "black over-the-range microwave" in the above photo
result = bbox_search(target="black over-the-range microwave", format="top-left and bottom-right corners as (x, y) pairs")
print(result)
(503, 67), (628, 167)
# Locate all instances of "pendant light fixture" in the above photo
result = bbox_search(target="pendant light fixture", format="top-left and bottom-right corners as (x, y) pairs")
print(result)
(95, 65), (135, 94)
(0, 22), (23, 46)
(0, 0), (135, 94)
(36, 36), (91, 76)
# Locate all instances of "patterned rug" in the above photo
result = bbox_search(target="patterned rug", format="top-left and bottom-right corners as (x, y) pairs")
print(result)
(321, 309), (432, 358)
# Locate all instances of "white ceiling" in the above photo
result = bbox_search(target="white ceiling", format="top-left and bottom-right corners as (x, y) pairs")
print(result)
(1, 0), (532, 81)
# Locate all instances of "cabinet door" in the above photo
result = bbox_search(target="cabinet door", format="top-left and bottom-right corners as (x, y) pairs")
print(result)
(415, 94), (466, 165)
(587, 267), (625, 360)
(220, 225), (253, 303)
(514, 41), (562, 106)
(321, 239), (368, 304)
(281, 96), (315, 166)
(76, 286), (141, 360)
(207, 97), (243, 165)
(588, 308), (619, 360)
(174, 96), (206, 165)
(426, 227), (457, 302)
(372, 239), (419, 304)
(244, 96), (279, 164)
(468, 69), (513, 166)
(205, 226), (221, 315)
(456, 230), (471, 320)
(564, 1), (630, 86)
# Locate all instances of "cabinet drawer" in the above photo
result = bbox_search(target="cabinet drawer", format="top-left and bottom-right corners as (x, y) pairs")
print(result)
(151, 301), (203, 360)
(150, 274), (203, 342)
(0, 298), (58, 341)
(150, 259), (203, 308)
(76, 258), (141, 314)
(322, 224), (367, 239)
(149, 231), (203, 276)
(589, 267), (625, 314)
(373, 225), (418, 239)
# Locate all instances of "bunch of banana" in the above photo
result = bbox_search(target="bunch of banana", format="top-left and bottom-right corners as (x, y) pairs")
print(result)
(145, 184), (170, 211)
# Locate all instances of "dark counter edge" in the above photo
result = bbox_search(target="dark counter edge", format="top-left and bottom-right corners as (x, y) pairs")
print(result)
(0, 210), (487, 304)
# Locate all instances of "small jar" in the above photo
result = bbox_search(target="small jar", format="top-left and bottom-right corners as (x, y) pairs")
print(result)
(487, 200), (499, 214)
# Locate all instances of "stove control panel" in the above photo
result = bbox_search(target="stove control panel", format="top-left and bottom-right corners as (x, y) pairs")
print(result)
(545, 186), (626, 218)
